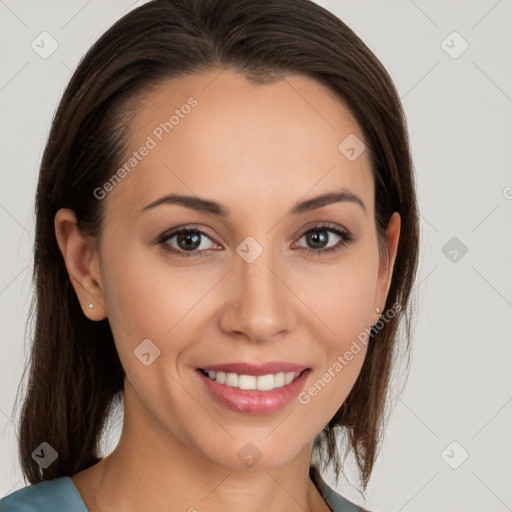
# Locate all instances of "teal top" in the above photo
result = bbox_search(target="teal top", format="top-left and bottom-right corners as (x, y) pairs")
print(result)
(0, 477), (88, 512)
(0, 465), (368, 511)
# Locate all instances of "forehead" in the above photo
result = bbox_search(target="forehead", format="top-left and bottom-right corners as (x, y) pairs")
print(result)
(106, 69), (374, 221)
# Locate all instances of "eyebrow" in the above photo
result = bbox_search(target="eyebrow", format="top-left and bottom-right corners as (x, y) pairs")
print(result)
(141, 189), (366, 216)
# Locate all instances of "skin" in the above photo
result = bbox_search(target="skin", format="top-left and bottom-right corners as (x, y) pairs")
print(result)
(55, 69), (400, 512)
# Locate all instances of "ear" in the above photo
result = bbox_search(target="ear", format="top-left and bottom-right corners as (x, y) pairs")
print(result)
(373, 212), (401, 322)
(54, 208), (107, 321)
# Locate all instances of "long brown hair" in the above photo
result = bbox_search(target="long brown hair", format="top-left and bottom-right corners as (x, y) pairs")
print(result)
(13, 0), (420, 492)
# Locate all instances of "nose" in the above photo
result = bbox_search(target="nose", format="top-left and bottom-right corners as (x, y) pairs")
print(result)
(219, 243), (294, 343)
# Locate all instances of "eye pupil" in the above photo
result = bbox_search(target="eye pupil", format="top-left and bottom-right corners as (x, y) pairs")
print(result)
(178, 232), (201, 251)
(307, 230), (328, 249)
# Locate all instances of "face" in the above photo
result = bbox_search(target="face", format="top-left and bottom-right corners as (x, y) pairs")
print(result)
(58, 69), (400, 471)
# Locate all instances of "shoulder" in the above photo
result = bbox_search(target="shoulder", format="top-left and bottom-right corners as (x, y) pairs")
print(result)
(310, 464), (371, 512)
(0, 477), (88, 512)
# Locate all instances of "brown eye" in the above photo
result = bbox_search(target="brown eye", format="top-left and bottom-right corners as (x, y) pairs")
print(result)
(296, 224), (354, 255)
(157, 227), (218, 257)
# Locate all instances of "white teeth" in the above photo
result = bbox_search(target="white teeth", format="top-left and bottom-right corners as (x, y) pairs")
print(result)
(203, 370), (301, 390)
(274, 372), (285, 387)
(225, 373), (238, 387)
(284, 372), (295, 385)
(238, 375), (257, 390)
(256, 374), (275, 391)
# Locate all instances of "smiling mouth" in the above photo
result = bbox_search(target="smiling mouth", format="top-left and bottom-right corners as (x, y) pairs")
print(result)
(198, 368), (308, 391)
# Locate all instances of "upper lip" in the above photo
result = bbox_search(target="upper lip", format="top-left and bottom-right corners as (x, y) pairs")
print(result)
(198, 362), (309, 376)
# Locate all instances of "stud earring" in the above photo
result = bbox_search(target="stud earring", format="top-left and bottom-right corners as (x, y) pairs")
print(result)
(85, 303), (94, 310)
(375, 307), (382, 314)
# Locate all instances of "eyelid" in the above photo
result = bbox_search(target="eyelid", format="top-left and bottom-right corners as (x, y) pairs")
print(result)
(294, 222), (354, 254)
(157, 223), (217, 242)
(155, 224), (222, 257)
(156, 222), (354, 257)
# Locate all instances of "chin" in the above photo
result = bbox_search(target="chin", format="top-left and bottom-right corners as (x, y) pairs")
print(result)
(198, 435), (307, 471)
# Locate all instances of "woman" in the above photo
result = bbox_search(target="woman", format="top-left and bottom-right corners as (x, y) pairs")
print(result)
(0, 0), (419, 510)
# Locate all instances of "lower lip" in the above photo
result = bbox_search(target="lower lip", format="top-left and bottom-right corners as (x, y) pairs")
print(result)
(196, 369), (311, 415)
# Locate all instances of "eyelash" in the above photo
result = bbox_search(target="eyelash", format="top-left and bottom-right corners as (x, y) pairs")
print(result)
(156, 223), (354, 258)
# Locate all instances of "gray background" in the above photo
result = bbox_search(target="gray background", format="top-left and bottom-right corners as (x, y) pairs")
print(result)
(1, 1), (511, 510)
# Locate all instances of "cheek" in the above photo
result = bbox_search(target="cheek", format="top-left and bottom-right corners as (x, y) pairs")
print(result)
(298, 249), (379, 341)
(295, 249), (377, 410)
(101, 244), (209, 335)
(99, 245), (225, 384)
(100, 228), (378, 360)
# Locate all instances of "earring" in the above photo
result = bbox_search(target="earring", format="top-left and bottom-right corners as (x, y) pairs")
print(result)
(375, 307), (382, 314)
(85, 303), (94, 310)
